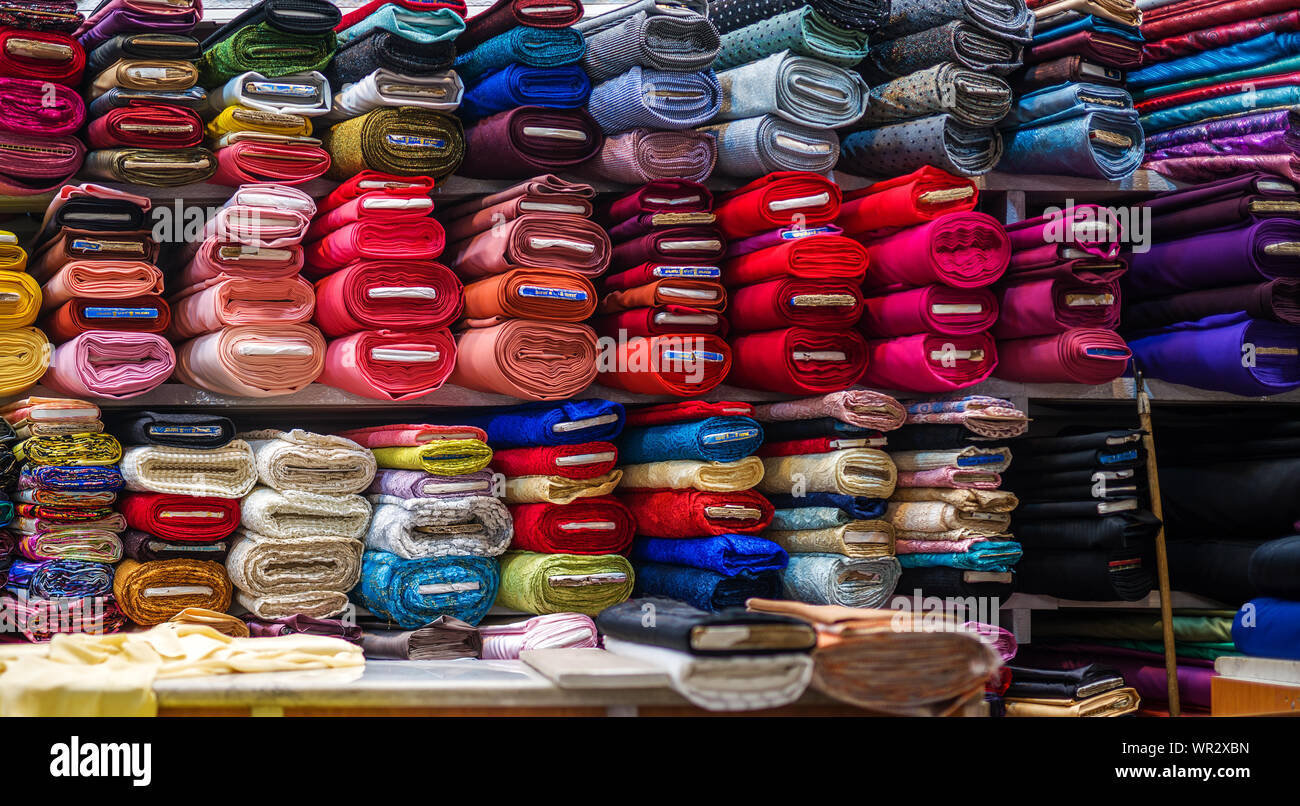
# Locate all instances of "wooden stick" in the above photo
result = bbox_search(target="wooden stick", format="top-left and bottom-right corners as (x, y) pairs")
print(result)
(1135, 368), (1181, 717)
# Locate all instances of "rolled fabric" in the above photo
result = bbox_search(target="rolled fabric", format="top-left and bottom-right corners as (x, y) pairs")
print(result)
(320, 107), (464, 180)
(438, 173), (595, 236)
(41, 332), (173, 400)
(1124, 220), (1300, 300)
(448, 215), (610, 280)
(81, 146), (215, 187)
(13, 558), (112, 598)
(120, 440), (258, 498)
(242, 429), (375, 495)
(41, 295), (169, 343)
(173, 324), (325, 397)
(1000, 110), (1145, 179)
(888, 498), (1012, 535)
(353, 550), (499, 628)
(839, 115), (1003, 177)
(365, 493), (511, 558)
(368, 469), (494, 500)
(861, 332), (997, 392)
(714, 7), (870, 69)
(119, 492), (240, 541)
(15, 464), (122, 491)
(715, 51), (867, 129)
(306, 190), (430, 237)
(458, 105), (604, 178)
(432, 399), (624, 449)
(620, 456), (765, 492)
(225, 530), (360, 618)
(205, 105), (311, 139)
(609, 227), (725, 271)
(758, 448), (898, 498)
(478, 612), (598, 659)
(619, 416), (763, 466)
(714, 171), (841, 238)
(634, 533), (787, 575)
(462, 268), (595, 323)
(839, 166), (980, 238)
(751, 390), (907, 431)
(197, 24), (336, 87)
(1249, 536), (1300, 600)
(994, 327), (1130, 384)
(303, 219), (444, 277)
(767, 520), (897, 558)
(861, 285), (999, 337)
(861, 62), (1013, 127)
(87, 58), (197, 98)
(860, 212), (1010, 291)
(12, 432), (121, 467)
(994, 277), (1120, 338)
(460, 64), (589, 120)
(762, 436), (888, 458)
(1124, 280), (1300, 331)
(729, 328), (868, 394)
(346, 429), (492, 476)
(459, 0), (584, 51)
(582, 128), (717, 184)
(328, 29), (454, 87)
(86, 32), (201, 73)
(728, 278), (862, 332)
(599, 333), (732, 397)
(319, 328), (456, 401)
(578, 3), (719, 83)
(359, 615), (482, 660)
(588, 67), (721, 134)
(782, 552), (902, 607)
(240, 487), (370, 542)
(1126, 313), (1300, 396)
(313, 261), (461, 336)
(876, 0), (1033, 40)
(496, 550), (634, 615)
(168, 275), (314, 340)
(598, 280), (724, 316)
(865, 21), (1024, 81)
(451, 319), (597, 401)
(209, 136), (331, 186)
(702, 115), (841, 176)
(0, 270), (39, 329)
(1014, 54), (1126, 92)
(17, 529), (122, 563)
(632, 559), (783, 611)
(178, 237), (303, 287)
(503, 470), (622, 504)
(40, 260), (163, 312)
(453, 25), (586, 82)
(508, 497), (636, 554)
(122, 412), (234, 450)
(0, 28), (85, 85)
(723, 235), (868, 288)
(491, 442), (618, 480)
(112, 558), (232, 626)
(337, 6), (465, 47)
(1005, 79), (1134, 127)
(620, 489), (774, 537)
(0, 77), (84, 135)
(329, 68), (463, 119)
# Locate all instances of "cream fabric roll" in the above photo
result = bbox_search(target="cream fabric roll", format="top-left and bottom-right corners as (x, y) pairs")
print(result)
(121, 440), (258, 498)
(759, 449), (897, 498)
(240, 487), (371, 540)
(886, 500), (1010, 535)
(242, 428), (377, 495)
(364, 493), (513, 559)
(225, 529), (362, 618)
(502, 470), (622, 504)
(766, 519), (896, 558)
(889, 487), (1018, 512)
(889, 446), (1012, 473)
(619, 456), (764, 492)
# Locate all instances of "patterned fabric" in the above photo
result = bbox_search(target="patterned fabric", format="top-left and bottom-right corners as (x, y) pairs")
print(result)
(618, 416), (763, 464)
(352, 550), (499, 628)
(198, 24), (336, 87)
(365, 494), (514, 558)
(781, 552), (902, 607)
(877, 0), (1036, 41)
(715, 7), (869, 69)
(710, 0), (889, 33)
(840, 114), (1004, 177)
(587, 67), (721, 133)
(862, 62), (1014, 127)
(496, 550), (634, 615)
(1000, 109), (1144, 179)
(452, 25), (587, 82)
(581, 9), (720, 83)
(581, 128), (717, 183)
(702, 114), (840, 176)
(320, 106), (465, 179)
(863, 21), (1025, 81)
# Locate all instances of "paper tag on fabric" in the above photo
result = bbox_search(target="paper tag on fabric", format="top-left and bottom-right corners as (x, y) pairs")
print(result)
(247, 81), (317, 97)
(781, 226), (834, 239)
(517, 286), (588, 301)
(700, 428), (760, 445)
(387, 133), (446, 148)
(652, 266), (719, 278)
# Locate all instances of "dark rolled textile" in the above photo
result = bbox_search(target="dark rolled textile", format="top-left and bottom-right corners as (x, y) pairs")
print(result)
(1005, 663), (1125, 699)
(579, 6), (721, 83)
(1014, 548), (1154, 601)
(595, 597), (817, 655)
(460, 0), (584, 52)
(884, 424), (998, 451)
(1011, 56), (1126, 94)
(327, 30), (456, 88)
(122, 530), (230, 563)
(1123, 280), (1300, 331)
(765, 492), (888, 520)
(202, 0), (342, 48)
(862, 21), (1025, 82)
(1123, 219), (1300, 300)
(197, 24), (336, 87)
(875, 0), (1033, 42)
(452, 26), (586, 83)
(1013, 499), (1142, 520)
(1008, 469), (1143, 501)
(1140, 171), (1300, 241)
(122, 411), (236, 449)
(1168, 538), (1265, 605)
(87, 33), (201, 74)
(1011, 511), (1162, 551)
(761, 418), (880, 442)
(632, 561), (783, 612)
(359, 615), (483, 659)
(1126, 313), (1300, 397)
(1248, 535), (1300, 600)
(840, 114), (1003, 177)
(897, 566), (1014, 599)
(710, 0), (889, 33)
(243, 613), (363, 642)
(459, 106), (602, 178)
(1024, 31), (1143, 69)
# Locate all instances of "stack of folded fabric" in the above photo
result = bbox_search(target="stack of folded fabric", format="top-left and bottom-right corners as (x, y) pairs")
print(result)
(0, 397), (125, 640)
(994, 203), (1132, 384)
(341, 420), (504, 628)
(598, 597), (817, 711)
(1004, 427), (1160, 601)
(0, 228), (47, 399)
(308, 171), (459, 400)
(838, 169), (1011, 392)
(173, 183), (324, 398)
(840, 0), (1036, 177)
(1123, 175), (1300, 395)
(884, 395), (1027, 601)
(440, 174), (608, 401)
(999, 0), (1145, 179)
(1134, 2), (1300, 182)
(115, 412), (254, 625)
(616, 401), (786, 611)
(34, 186), (173, 400)
(1001, 661), (1141, 716)
(750, 391), (906, 608)
(228, 429), (375, 620)
(80, 0), (212, 187)
(596, 180), (731, 397)
(0, 0), (86, 195)
(456, 1), (599, 178)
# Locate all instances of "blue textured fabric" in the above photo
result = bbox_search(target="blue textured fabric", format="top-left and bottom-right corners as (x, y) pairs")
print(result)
(1031, 16), (1142, 46)
(432, 399), (625, 449)
(999, 110), (1144, 180)
(632, 561), (783, 611)
(762, 418), (878, 441)
(1128, 32), (1300, 90)
(1001, 82), (1134, 129)
(631, 534), (788, 576)
(460, 64), (592, 120)
(897, 541), (1023, 572)
(782, 552), (901, 607)
(1127, 313), (1300, 397)
(1140, 86), (1300, 134)
(20, 465), (124, 491)
(771, 506), (850, 530)
(1233, 597), (1300, 659)
(766, 493), (888, 519)
(338, 6), (466, 46)
(9, 559), (115, 598)
(352, 550), (499, 628)
(454, 26), (588, 82)
(587, 67), (721, 133)
(618, 416), (763, 464)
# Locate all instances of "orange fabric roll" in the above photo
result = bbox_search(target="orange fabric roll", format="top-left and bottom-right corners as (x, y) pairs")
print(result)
(461, 268), (596, 323)
(450, 318), (598, 401)
(596, 279), (727, 314)
(168, 275), (316, 339)
(40, 260), (163, 312)
(173, 323), (326, 397)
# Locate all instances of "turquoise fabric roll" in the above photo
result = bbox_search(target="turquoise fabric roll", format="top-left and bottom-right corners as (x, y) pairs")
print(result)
(352, 550), (499, 628)
(454, 26), (588, 82)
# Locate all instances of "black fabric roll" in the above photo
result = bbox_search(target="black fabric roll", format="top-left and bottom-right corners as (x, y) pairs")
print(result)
(327, 30), (456, 88)
(1159, 456), (1300, 540)
(1013, 499), (1141, 521)
(203, 0), (342, 48)
(897, 566), (1014, 599)
(1014, 548), (1153, 601)
(1014, 429), (1143, 453)
(359, 616), (483, 660)
(1167, 538), (1264, 606)
(1010, 445), (1143, 473)
(122, 412), (236, 449)
(0, 419), (16, 447)
(883, 424), (991, 451)
(1248, 536), (1300, 600)
(122, 530), (230, 563)
(1006, 466), (1137, 493)
(37, 198), (147, 248)
(0, 448), (18, 490)
(1005, 663), (1125, 699)
(710, 0), (889, 33)
(1123, 280), (1300, 332)
(595, 596), (817, 656)
(1012, 511), (1160, 551)
(761, 418), (879, 442)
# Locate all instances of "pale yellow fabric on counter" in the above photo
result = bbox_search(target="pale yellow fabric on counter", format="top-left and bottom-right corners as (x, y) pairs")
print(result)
(758, 449), (897, 498)
(619, 456), (764, 492)
(766, 519), (896, 557)
(503, 470), (623, 504)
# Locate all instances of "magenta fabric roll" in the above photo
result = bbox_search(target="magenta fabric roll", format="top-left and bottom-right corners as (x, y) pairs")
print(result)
(41, 331), (175, 400)
(860, 285), (998, 337)
(1006, 204), (1123, 259)
(994, 328), (1131, 384)
(0, 77), (85, 136)
(859, 212), (1010, 292)
(993, 278), (1122, 339)
(861, 331), (998, 393)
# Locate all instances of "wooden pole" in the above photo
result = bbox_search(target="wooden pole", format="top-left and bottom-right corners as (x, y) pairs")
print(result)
(1134, 368), (1181, 716)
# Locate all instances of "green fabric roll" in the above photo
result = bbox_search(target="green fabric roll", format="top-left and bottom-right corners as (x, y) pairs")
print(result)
(1082, 639), (1242, 661)
(714, 7), (869, 70)
(321, 106), (465, 179)
(1031, 611), (1238, 644)
(370, 441), (493, 475)
(198, 23), (337, 87)
(496, 551), (634, 615)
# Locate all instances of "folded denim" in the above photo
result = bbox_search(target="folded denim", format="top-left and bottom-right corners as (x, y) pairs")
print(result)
(1002, 80), (1134, 128)
(840, 114), (1003, 177)
(702, 115), (841, 176)
(1000, 109), (1144, 179)
(452, 25), (586, 82)
(459, 64), (589, 120)
(861, 63), (1013, 127)
(579, 6), (720, 83)
(581, 128), (716, 184)
(588, 67), (721, 133)
(715, 7), (869, 70)
(714, 51), (867, 129)
(864, 21), (1025, 81)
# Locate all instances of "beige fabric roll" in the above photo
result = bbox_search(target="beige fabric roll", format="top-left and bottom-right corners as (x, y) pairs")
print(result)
(239, 486), (371, 540)
(886, 501), (1010, 535)
(167, 607), (250, 637)
(120, 440), (257, 497)
(894, 527), (1014, 543)
(242, 428), (377, 495)
(766, 519), (896, 558)
(619, 456), (764, 492)
(890, 487), (1019, 513)
(225, 529), (362, 619)
(889, 446), (1012, 473)
(502, 470), (623, 504)
(759, 449), (896, 498)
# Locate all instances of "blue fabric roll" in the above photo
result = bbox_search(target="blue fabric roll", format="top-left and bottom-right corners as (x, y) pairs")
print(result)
(631, 534), (788, 576)
(17, 559), (115, 598)
(771, 506), (853, 530)
(454, 25), (588, 82)
(1031, 17), (1143, 46)
(897, 541), (1023, 572)
(352, 550), (499, 628)
(20, 465), (124, 491)
(632, 560), (783, 611)
(1128, 32), (1300, 90)
(1127, 313), (1300, 397)
(1233, 597), (1300, 659)
(460, 64), (592, 120)
(5, 559), (37, 590)
(1001, 82), (1134, 129)
(1140, 85), (1300, 134)
(432, 399), (625, 449)
(587, 67), (721, 133)
(619, 416), (763, 464)
(999, 110), (1143, 180)
(766, 493), (888, 520)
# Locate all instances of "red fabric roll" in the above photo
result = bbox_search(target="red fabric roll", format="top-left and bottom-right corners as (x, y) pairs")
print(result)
(305, 192), (436, 241)
(0, 28), (84, 85)
(594, 306), (728, 339)
(599, 179), (713, 225)
(994, 328), (1131, 384)
(319, 171), (436, 213)
(727, 278), (863, 332)
(1141, 0), (1295, 41)
(596, 278), (726, 314)
(302, 218), (445, 278)
(1143, 8), (1300, 63)
(838, 165), (979, 238)
(86, 104), (204, 149)
(728, 327), (867, 393)
(1136, 71), (1300, 113)
(860, 285), (999, 337)
(860, 212), (1010, 292)
(319, 328), (456, 400)
(210, 140), (331, 186)
(507, 496), (636, 554)
(757, 435), (885, 458)
(618, 489), (774, 537)
(862, 332), (998, 393)
(721, 235), (868, 287)
(118, 492), (241, 542)
(713, 171), (841, 239)
(598, 333), (731, 397)
(609, 226), (726, 272)
(491, 442), (618, 480)
(313, 260), (463, 337)
(602, 262), (722, 292)
(993, 278), (1121, 340)
(623, 400), (754, 428)
(42, 295), (170, 343)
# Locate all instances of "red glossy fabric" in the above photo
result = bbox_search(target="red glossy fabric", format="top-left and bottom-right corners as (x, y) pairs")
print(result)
(602, 262), (721, 291)
(862, 332), (999, 392)
(319, 327), (456, 400)
(728, 278), (863, 332)
(86, 104), (203, 149)
(860, 285), (999, 337)
(599, 333), (731, 397)
(599, 179), (713, 225)
(319, 171), (436, 213)
(305, 192), (436, 240)
(618, 489), (774, 537)
(608, 227), (726, 272)
(0, 27), (85, 85)
(302, 218), (445, 278)
(507, 496), (636, 555)
(491, 441), (618, 480)
(993, 278), (1122, 339)
(458, 0), (582, 51)
(722, 235), (869, 287)
(594, 306), (727, 339)
(313, 260), (463, 336)
(757, 435), (884, 457)
(624, 400), (754, 428)
(860, 212), (1010, 292)
(42, 295), (169, 342)
(119, 492), (241, 541)
(838, 166), (979, 237)
(1136, 70), (1300, 112)
(1141, 0), (1297, 41)
(729, 327), (867, 393)
(1143, 8), (1300, 62)
(713, 171), (842, 239)
(994, 328), (1131, 384)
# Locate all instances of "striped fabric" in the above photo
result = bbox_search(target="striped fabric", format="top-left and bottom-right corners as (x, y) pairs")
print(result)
(587, 67), (721, 133)
(581, 10), (721, 82)
(701, 114), (840, 176)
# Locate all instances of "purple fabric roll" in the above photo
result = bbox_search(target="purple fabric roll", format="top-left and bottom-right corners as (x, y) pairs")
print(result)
(1124, 279), (1300, 330)
(724, 224), (846, 259)
(1124, 219), (1300, 300)
(365, 469), (496, 499)
(1127, 312), (1300, 396)
(1148, 130), (1294, 160)
(121, 529), (230, 563)
(243, 613), (364, 642)
(1020, 645), (1215, 710)
(78, 9), (199, 51)
(1145, 109), (1296, 152)
(1145, 154), (1300, 184)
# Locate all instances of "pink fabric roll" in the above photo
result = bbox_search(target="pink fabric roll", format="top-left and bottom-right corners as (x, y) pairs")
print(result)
(994, 328), (1131, 385)
(172, 324), (325, 397)
(197, 195), (316, 249)
(302, 219), (445, 278)
(337, 423), (488, 448)
(751, 390), (906, 431)
(40, 260), (163, 312)
(860, 285), (998, 337)
(167, 275), (316, 339)
(479, 613), (598, 659)
(1005, 204), (1122, 259)
(178, 236), (305, 286)
(318, 328), (457, 401)
(861, 332), (998, 393)
(859, 212), (1010, 292)
(41, 331), (175, 400)
(449, 319), (598, 401)
(896, 537), (989, 554)
(897, 467), (1002, 489)
(38, 183), (151, 236)
(993, 278), (1122, 340)
(305, 192), (436, 241)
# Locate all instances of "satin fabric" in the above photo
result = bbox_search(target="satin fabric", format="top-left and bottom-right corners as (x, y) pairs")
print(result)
(319, 328), (456, 401)
(42, 331), (174, 400)
(313, 260), (462, 336)
(729, 328), (867, 393)
(1126, 312), (1300, 395)
(994, 327), (1131, 383)
(862, 332), (999, 392)
(172, 324), (325, 397)
(119, 492), (239, 542)
(87, 104), (203, 149)
(859, 212), (1011, 291)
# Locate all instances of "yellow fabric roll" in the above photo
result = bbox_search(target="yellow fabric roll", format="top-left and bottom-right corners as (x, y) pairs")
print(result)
(889, 487), (1019, 512)
(1004, 688), (1141, 717)
(371, 440), (493, 475)
(619, 456), (764, 492)
(0, 327), (50, 397)
(502, 470), (622, 504)
(758, 449), (897, 498)
(0, 232), (25, 272)
(206, 104), (313, 138)
(0, 269), (39, 328)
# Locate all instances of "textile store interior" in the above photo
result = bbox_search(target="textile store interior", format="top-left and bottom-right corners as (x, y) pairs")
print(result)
(0, 0), (1296, 719)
